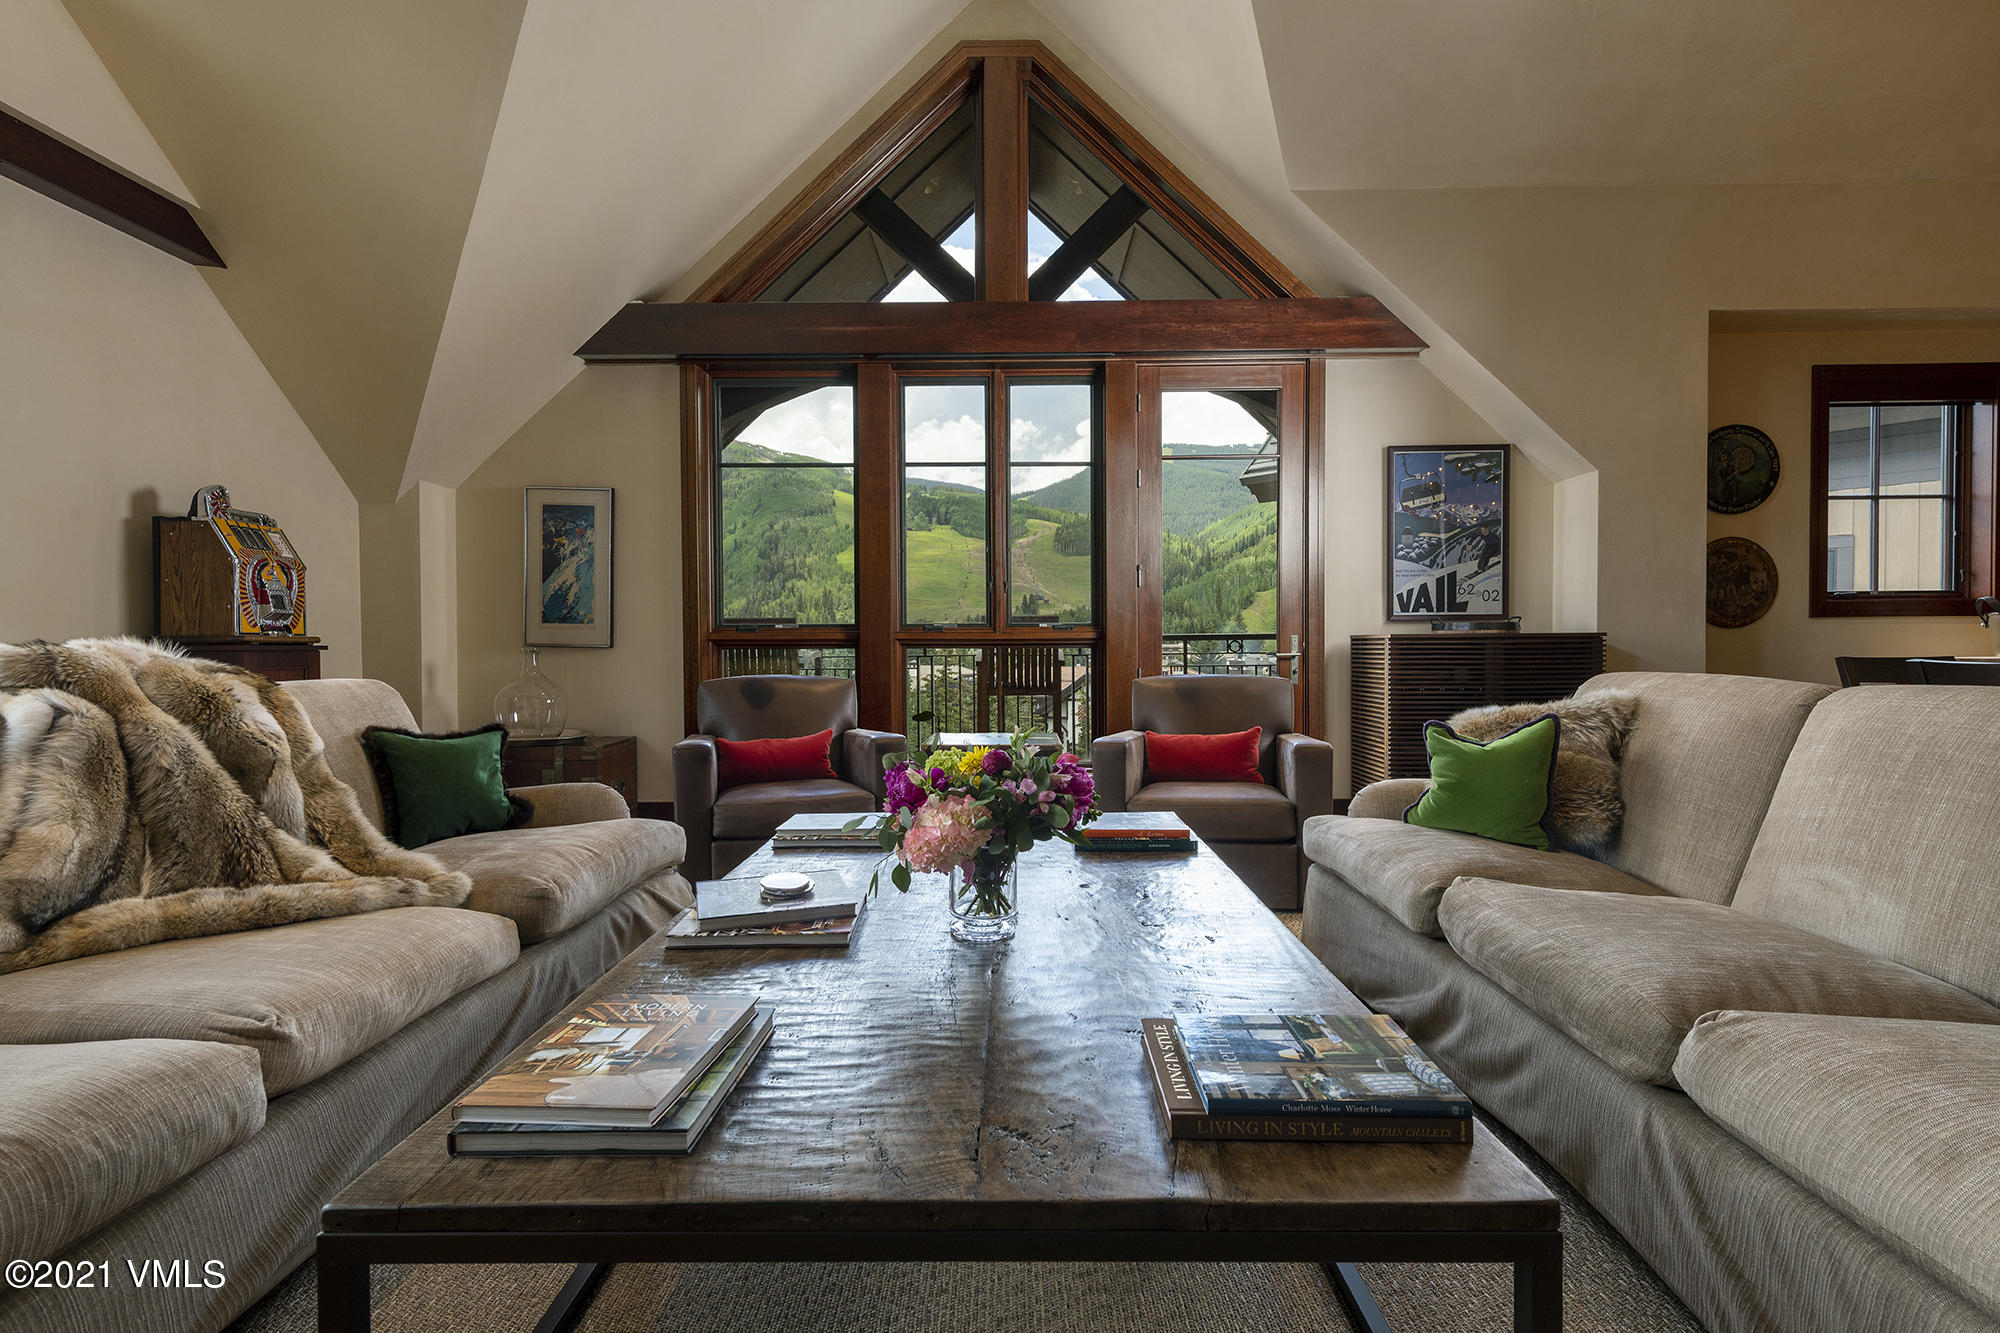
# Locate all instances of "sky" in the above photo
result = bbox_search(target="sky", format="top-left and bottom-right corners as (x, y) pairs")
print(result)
(881, 215), (1122, 303)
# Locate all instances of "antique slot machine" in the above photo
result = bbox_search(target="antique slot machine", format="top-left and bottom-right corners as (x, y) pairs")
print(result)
(154, 485), (325, 679)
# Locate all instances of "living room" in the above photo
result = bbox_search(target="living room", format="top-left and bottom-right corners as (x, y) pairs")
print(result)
(3, 2), (1998, 1332)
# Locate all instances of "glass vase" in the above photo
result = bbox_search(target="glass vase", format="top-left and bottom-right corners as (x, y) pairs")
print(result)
(493, 647), (567, 739)
(948, 848), (1019, 944)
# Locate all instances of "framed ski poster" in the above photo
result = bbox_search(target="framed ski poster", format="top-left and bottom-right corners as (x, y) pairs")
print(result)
(1384, 447), (1510, 621)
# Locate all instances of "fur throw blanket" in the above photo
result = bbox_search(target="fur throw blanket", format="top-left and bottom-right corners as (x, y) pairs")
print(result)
(0, 638), (469, 973)
(1447, 692), (1639, 857)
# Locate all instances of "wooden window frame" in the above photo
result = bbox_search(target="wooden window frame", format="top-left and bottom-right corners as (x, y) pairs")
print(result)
(1809, 362), (1999, 618)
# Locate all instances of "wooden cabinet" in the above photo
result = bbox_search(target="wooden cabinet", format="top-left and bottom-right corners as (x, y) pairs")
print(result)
(1351, 633), (1607, 787)
(501, 734), (638, 815)
(166, 636), (325, 682)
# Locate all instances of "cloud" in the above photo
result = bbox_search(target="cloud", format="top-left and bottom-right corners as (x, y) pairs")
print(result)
(730, 386), (853, 463)
(1161, 392), (1272, 449)
(906, 412), (985, 463)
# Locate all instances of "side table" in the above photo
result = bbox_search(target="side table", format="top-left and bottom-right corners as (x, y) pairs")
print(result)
(501, 734), (637, 815)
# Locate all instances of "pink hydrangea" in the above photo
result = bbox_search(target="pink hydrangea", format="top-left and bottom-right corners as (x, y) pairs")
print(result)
(896, 793), (992, 874)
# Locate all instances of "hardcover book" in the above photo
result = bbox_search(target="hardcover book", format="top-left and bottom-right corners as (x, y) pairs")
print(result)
(695, 871), (862, 930)
(1076, 836), (1199, 854)
(449, 1008), (775, 1156)
(663, 907), (860, 949)
(772, 812), (887, 845)
(1167, 1013), (1472, 1118)
(1141, 1018), (1471, 1143)
(1079, 812), (1192, 840)
(454, 992), (757, 1127)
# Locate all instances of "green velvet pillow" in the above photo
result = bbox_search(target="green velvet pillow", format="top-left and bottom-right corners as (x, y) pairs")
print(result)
(360, 724), (528, 849)
(1403, 714), (1561, 851)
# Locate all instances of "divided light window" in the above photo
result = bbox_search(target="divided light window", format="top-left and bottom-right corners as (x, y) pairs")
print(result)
(1008, 380), (1097, 625)
(902, 380), (991, 627)
(1809, 363), (1998, 618)
(714, 380), (857, 627)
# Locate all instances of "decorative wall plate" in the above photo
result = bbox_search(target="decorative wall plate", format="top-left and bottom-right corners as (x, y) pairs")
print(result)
(1707, 536), (1779, 628)
(1707, 424), (1779, 514)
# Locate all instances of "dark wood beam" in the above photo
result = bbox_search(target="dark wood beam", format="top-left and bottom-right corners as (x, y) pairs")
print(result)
(851, 189), (975, 302)
(978, 54), (1028, 301)
(1027, 185), (1147, 302)
(0, 110), (222, 267)
(578, 297), (1426, 362)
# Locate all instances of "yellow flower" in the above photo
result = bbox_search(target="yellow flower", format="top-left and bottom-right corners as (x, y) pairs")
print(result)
(955, 746), (991, 777)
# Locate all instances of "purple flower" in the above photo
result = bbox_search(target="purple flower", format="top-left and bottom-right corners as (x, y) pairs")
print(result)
(981, 748), (1012, 776)
(928, 766), (949, 789)
(883, 762), (925, 816)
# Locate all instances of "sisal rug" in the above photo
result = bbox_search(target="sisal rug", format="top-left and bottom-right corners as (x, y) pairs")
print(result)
(229, 913), (1703, 1333)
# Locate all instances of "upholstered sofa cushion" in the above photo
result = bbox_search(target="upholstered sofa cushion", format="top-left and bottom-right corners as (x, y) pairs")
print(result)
(1438, 878), (2000, 1085)
(710, 778), (875, 839)
(424, 818), (687, 942)
(1675, 1011), (2000, 1320)
(1302, 815), (1664, 936)
(0, 908), (518, 1094)
(1130, 781), (1295, 841)
(278, 678), (419, 832)
(0, 1039), (265, 1260)
(1574, 672), (1833, 904)
(1732, 684), (2000, 1006)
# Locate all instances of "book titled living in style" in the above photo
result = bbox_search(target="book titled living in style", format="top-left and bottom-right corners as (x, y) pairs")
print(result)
(454, 992), (757, 1127)
(449, 1008), (775, 1155)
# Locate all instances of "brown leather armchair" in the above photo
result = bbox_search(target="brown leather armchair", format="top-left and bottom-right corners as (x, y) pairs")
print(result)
(1091, 675), (1333, 910)
(673, 676), (904, 880)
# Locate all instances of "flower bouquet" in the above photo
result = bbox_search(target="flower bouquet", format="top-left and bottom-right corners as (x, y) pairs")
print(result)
(863, 735), (1100, 942)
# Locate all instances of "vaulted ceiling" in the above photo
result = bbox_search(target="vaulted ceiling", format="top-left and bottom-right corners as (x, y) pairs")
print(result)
(50, 0), (2000, 507)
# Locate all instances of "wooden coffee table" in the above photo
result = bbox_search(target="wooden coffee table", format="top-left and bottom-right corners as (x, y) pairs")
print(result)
(317, 841), (1561, 1332)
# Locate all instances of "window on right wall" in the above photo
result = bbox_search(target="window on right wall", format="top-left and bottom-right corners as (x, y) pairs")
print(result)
(1810, 363), (1999, 617)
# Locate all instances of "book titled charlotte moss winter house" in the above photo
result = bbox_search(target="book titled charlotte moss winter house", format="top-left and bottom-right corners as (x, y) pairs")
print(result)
(1169, 1013), (1472, 1118)
(454, 992), (757, 1127)
(448, 1008), (775, 1156)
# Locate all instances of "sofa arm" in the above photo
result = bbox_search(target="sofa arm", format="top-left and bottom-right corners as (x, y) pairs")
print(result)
(672, 735), (719, 880)
(842, 729), (906, 799)
(1276, 733), (1335, 827)
(512, 782), (629, 828)
(1349, 777), (1430, 821)
(1090, 730), (1145, 810)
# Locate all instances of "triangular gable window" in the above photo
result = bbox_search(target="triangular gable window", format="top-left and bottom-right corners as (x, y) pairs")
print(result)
(698, 42), (1308, 305)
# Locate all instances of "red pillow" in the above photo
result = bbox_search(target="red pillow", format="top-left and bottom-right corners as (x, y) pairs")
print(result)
(716, 729), (837, 790)
(1144, 727), (1263, 784)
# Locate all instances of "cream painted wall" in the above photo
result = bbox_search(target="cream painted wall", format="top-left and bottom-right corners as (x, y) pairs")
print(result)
(1, 181), (362, 674)
(1322, 358), (1551, 794)
(1300, 181), (2000, 675)
(1706, 323), (2000, 683)
(456, 368), (682, 802)
(0, 0), (193, 203)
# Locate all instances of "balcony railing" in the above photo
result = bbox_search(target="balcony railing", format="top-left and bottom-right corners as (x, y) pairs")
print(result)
(716, 645), (858, 678)
(905, 645), (1093, 752)
(1162, 633), (1279, 677)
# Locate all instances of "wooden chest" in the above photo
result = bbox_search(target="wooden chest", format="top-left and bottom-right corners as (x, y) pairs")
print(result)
(166, 636), (325, 682)
(501, 734), (638, 814)
(1351, 632), (1607, 787)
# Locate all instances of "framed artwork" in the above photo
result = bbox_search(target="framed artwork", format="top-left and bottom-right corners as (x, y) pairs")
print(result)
(1385, 446), (1510, 621)
(524, 487), (613, 648)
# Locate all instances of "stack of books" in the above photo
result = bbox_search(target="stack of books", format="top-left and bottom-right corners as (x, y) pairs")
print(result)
(1142, 1012), (1473, 1144)
(1076, 812), (1196, 853)
(449, 991), (771, 1156)
(664, 869), (867, 949)
(771, 811), (887, 849)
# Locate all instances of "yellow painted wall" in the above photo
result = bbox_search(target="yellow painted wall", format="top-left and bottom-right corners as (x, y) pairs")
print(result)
(1706, 322), (2000, 682)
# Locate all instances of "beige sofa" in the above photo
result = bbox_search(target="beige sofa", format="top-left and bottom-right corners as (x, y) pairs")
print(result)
(0, 679), (691, 1333)
(1302, 672), (2000, 1333)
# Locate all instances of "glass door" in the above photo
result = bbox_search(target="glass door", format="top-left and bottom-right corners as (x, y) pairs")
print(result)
(1137, 364), (1308, 713)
